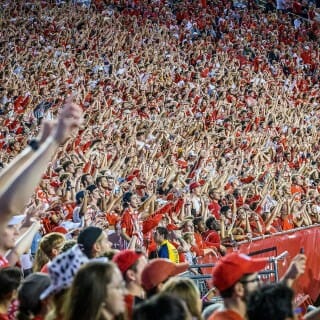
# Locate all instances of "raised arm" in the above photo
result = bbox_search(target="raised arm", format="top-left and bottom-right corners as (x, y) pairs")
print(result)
(0, 96), (83, 231)
(0, 121), (54, 191)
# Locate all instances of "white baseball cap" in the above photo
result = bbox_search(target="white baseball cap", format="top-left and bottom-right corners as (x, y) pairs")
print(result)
(7, 215), (25, 226)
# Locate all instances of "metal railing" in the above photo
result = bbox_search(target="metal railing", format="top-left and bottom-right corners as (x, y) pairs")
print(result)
(181, 250), (289, 297)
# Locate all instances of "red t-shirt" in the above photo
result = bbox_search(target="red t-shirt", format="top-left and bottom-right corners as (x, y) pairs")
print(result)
(202, 230), (220, 248)
(106, 212), (121, 227)
(209, 309), (244, 320)
(208, 201), (221, 219)
(124, 294), (134, 320)
(41, 263), (49, 274)
(290, 184), (305, 197)
(121, 208), (138, 238)
(0, 255), (9, 268)
(282, 214), (295, 231)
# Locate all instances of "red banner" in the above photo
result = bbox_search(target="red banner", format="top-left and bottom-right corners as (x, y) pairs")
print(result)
(198, 225), (320, 302)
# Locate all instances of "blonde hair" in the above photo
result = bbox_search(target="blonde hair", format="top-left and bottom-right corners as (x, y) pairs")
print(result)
(161, 277), (203, 320)
(39, 232), (65, 260)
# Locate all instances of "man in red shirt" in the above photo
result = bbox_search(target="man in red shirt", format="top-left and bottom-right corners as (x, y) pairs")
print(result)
(208, 188), (221, 219)
(121, 192), (141, 246)
(203, 217), (227, 255)
(208, 253), (268, 320)
(208, 252), (306, 320)
(290, 175), (306, 199)
(113, 250), (148, 319)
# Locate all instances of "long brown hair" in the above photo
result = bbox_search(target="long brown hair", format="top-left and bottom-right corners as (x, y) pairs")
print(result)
(64, 261), (123, 320)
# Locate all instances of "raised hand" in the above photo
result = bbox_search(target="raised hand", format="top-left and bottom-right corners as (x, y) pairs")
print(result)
(53, 96), (83, 145)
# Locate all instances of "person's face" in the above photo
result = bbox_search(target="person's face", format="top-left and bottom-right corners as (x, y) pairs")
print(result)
(238, 209), (246, 220)
(226, 209), (233, 219)
(295, 176), (302, 185)
(210, 192), (220, 201)
(197, 221), (206, 233)
(51, 211), (62, 224)
(182, 221), (194, 233)
(0, 225), (19, 251)
(90, 188), (100, 200)
(214, 220), (221, 231)
(240, 272), (262, 297)
(66, 163), (75, 174)
(96, 232), (111, 256)
(193, 187), (201, 196)
(311, 205), (318, 215)
(136, 133), (145, 141)
(159, 217), (169, 227)
(99, 177), (109, 189)
(105, 267), (126, 316)
(75, 167), (82, 176)
(106, 177), (115, 190)
(84, 175), (94, 186)
(153, 230), (164, 244)
(47, 184), (57, 195)
(130, 195), (140, 208)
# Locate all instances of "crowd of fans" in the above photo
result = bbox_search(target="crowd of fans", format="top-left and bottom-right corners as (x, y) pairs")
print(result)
(1, 0), (320, 252)
(0, 0), (320, 318)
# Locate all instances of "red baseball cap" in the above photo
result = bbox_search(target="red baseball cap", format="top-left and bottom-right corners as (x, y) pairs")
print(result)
(112, 250), (143, 275)
(50, 180), (61, 188)
(189, 182), (201, 191)
(131, 169), (140, 177)
(212, 253), (268, 292)
(166, 193), (174, 201)
(141, 259), (189, 291)
(126, 175), (136, 182)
